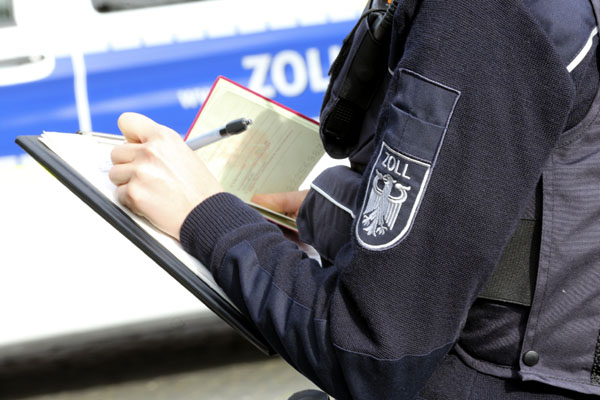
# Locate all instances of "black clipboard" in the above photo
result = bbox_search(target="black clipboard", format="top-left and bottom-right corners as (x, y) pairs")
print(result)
(16, 135), (274, 355)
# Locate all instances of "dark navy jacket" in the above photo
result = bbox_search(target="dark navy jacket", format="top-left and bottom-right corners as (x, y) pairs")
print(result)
(180, 1), (599, 398)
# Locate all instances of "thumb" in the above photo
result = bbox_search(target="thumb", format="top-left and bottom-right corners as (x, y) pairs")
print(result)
(118, 112), (166, 144)
(251, 190), (308, 216)
(251, 192), (289, 214)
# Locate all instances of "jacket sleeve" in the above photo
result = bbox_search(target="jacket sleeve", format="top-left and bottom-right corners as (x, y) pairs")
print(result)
(180, 1), (575, 398)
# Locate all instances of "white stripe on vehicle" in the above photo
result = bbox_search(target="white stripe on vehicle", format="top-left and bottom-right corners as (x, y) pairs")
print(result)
(71, 52), (92, 132)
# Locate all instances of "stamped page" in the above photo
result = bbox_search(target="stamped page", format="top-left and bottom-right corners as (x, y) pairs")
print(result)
(187, 77), (324, 206)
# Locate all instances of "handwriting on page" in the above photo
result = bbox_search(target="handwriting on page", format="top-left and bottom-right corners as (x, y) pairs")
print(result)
(95, 139), (118, 173)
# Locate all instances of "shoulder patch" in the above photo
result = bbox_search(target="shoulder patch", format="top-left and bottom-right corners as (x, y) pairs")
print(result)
(357, 69), (460, 250)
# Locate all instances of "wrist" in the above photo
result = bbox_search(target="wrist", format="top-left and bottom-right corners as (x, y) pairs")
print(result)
(179, 192), (266, 264)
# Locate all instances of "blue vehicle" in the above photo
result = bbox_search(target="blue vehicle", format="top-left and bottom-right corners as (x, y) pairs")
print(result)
(0, 0), (364, 369)
(0, 0), (364, 158)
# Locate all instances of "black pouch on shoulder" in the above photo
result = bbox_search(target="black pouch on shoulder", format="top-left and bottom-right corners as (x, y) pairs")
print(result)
(320, 9), (391, 159)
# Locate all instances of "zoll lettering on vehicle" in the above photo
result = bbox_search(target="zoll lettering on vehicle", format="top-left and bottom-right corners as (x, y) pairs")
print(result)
(0, 0), (363, 158)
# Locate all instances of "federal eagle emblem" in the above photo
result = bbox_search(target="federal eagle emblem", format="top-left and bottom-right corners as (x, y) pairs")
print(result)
(357, 141), (433, 250)
(361, 170), (411, 237)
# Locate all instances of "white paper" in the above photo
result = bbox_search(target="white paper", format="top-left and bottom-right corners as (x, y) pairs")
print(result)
(39, 131), (235, 307)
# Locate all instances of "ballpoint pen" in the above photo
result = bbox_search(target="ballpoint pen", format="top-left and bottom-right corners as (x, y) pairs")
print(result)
(186, 117), (252, 150)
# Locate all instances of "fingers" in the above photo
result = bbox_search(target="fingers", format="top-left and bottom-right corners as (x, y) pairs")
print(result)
(118, 112), (175, 144)
(115, 183), (143, 216)
(108, 113), (218, 240)
(251, 192), (287, 213)
(251, 190), (309, 217)
(110, 143), (142, 165)
(115, 183), (133, 210)
(108, 163), (134, 186)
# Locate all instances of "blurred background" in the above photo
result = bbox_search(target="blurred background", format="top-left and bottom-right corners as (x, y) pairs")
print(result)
(0, 0), (364, 398)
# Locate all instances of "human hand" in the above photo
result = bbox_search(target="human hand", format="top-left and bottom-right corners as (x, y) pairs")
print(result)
(109, 112), (223, 240)
(251, 190), (309, 219)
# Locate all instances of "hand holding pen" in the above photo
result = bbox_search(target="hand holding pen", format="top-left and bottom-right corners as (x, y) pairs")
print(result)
(109, 112), (228, 239)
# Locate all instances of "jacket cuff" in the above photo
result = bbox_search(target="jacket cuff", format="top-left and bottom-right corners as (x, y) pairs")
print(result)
(179, 192), (266, 265)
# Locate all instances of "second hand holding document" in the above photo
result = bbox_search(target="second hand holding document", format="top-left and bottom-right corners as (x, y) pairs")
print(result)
(48, 76), (324, 230)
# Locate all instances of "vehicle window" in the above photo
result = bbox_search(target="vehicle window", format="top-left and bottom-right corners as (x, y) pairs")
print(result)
(0, 0), (14, 27)
(92, 0), (207, 13)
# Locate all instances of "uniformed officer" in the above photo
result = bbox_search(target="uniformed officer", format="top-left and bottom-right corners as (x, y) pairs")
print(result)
(109, 0), (600, 398)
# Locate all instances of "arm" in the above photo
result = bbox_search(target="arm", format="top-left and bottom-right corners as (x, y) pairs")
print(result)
(110, 1), (575, 398)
